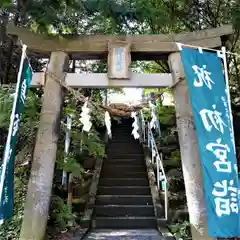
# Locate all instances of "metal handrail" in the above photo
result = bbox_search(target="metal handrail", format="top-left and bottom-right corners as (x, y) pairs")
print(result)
(138, 110), (168, 220)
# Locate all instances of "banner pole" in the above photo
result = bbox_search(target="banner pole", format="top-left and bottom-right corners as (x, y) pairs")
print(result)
(0, 44), (27, 223)
(221, 46), (236, 153)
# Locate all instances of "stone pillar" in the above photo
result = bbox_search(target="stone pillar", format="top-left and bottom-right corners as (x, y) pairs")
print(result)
(20, 52), (69, 240)
(168, 52), (215, 240)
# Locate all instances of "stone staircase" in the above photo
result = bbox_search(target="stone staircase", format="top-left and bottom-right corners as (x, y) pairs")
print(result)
(93, 118), (157, 229)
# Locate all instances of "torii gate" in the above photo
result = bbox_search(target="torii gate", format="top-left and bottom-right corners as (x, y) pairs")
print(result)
(7, 24), (233, 240)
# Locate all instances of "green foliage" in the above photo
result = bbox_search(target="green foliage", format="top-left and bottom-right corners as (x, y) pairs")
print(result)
(0, 0), (12, 9)
(0, 83), (107, 236)
(232, 2), (240, 29)
(0, 173), (28, 240)
(0, 87), (38, 238)
(143, 103), (176, 127)
(157, 106), (176, 126)
(144, 88), (165, 97)
(49, 195), (75, 230)
(168, 221), (191, 240)
(165, 151), (181, 167)
(57, 153), (85, 178)
(0, 86), (41, 159)
(112, 116), (121, 123)
(160, 134), (178, 146)
(170, 151), (181, 161)
(50, 92), (106, 234)
(0, 86), (14, 128)
(0, 86), (40, 128)
(83, 129), (105, 158)
(0, 212), (22, 239)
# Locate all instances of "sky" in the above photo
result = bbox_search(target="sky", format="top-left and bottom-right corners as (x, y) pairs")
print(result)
(108, 88), (143, 105)
(108, 87), (174, 106)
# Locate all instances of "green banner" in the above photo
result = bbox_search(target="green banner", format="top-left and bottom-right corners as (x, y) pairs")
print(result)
(0, 53), (32, 222)
(180, 47), (239, 237)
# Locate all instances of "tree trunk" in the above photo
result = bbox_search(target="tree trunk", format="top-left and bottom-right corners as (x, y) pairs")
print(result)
(0, 11), (8, 84)
(19, 52), (69, 240)
(168, 52), (216, 240)
(3, 36), (15, 84)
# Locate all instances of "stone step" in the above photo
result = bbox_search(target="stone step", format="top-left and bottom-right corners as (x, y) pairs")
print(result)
(111, 134), (132, 137)
(114, 125), (132, 127)
(94, 216), (157, 229)
(108, 140), (137, 143)
(107, 149), (143, 154)
(109, 140), (139, 143)
(111, 133), (133, 136)
(107, 141), (139, 145)
(114, 125), (132, 128)
(109, 139), (137, 143)
(103, 159), (145, 165)
(111, 135), (132, 139)
(88, 122), (161, 232)
(110, 135), (135, 138)
(112, 131), (132, 134)
(95, 205), (155, 217)
(106, 145), (141, 150)
(99, 178), (149, 186)
(102, 164), (145, 172)
(105, 153), (144, 159)
(111, 132), (133, 135)
(106, 151), (143, 156)
(106, 151), (143, 155)
(109, 135), (135, 138)
(96, 195), (153, 205)
(108, 144), (139, 148)
(100, 171), (147, 178)
(113, 126), (132, 129)
(84, 229), (163, 240)
(98, 186), (151, 195)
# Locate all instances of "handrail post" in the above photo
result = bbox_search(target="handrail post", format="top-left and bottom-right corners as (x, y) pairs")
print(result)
(165, 181), (168, 220)
(156, 156), (160, 189)
(139, 110), (146, 143)
(141, 117), (144, 142)
(151, 140), (154, 164)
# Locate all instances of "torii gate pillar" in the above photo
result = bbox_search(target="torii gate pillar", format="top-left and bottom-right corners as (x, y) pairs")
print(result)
(168, 52), (216, 240)
(20, 51), (69, 240)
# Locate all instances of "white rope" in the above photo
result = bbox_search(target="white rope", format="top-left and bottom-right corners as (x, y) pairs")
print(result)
(105, 111), (112, 138)
(221, 47), (236, 153)
(131, 112), (140, 139)
(80, 101), (92, 132)
(176, 42), (240, 58)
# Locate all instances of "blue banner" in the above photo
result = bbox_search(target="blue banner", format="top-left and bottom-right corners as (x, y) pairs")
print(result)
(0, 48), (32, 223)
(180, 47), (239, 237)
